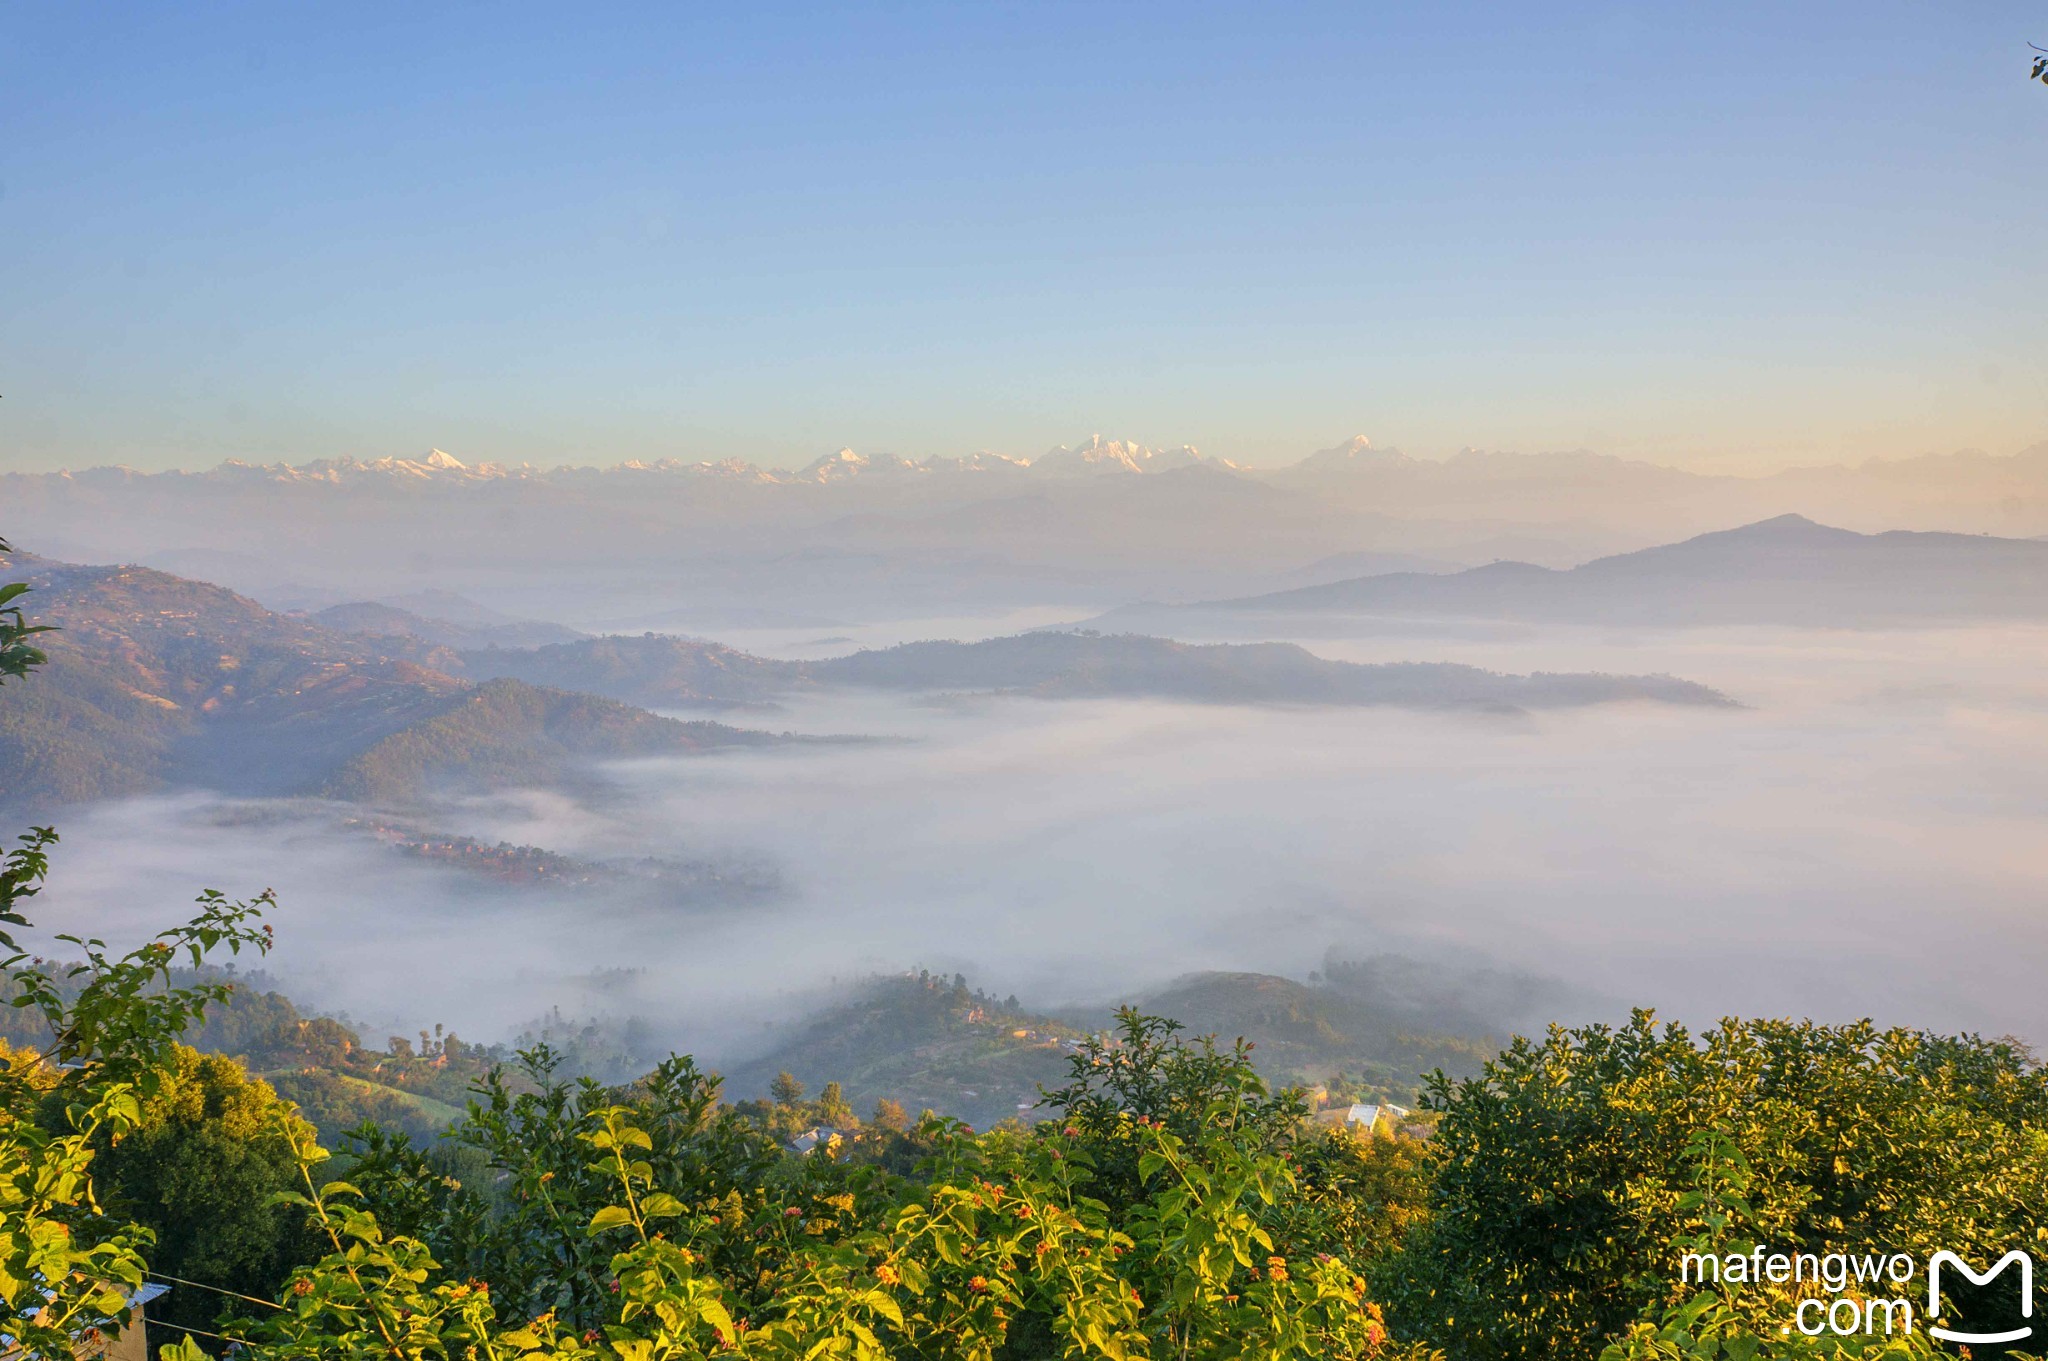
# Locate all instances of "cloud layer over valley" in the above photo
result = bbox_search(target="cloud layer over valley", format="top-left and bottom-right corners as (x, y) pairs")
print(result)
(25, 620), (2048, 1072)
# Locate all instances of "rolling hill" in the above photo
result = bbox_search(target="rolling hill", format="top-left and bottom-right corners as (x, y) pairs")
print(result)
(1091, 515), (2048, 633)
(719, 974), (1085, 1129)
(0, 548), (1730, 815)
(721, 959), (1520, 1126)
(1117, 956), (1556, 1101)
(459, 629), (1733, 712)
(805, 632), (1733, 709)
(0, 551), (785, 813)
(458, 632), (797, 708)
(314, 599), (587, 650)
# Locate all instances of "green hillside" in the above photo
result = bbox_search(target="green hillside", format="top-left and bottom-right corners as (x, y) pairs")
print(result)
(718, 964), (1512, 1129)
(322, 676), (778, 802)
(0, 551), (786, 812)
(719, 974), (1088, 1129)
(1121, 969), (1501, 1104)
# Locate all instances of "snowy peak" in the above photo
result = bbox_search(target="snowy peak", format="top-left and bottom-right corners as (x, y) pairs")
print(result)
(1030, 435), (1221, 477)
(1284, 435), (1412, 476)
(801, 448), (873, 481)
(797, 448), (924, 481)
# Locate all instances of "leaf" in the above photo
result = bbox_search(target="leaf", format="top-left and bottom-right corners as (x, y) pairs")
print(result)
(589, 1205), (636, 1232)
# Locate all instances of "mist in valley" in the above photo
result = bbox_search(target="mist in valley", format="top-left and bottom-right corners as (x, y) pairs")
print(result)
(22, 614), (2048, 1090)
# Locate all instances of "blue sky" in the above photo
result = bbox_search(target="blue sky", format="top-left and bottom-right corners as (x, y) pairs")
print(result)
(3, 1), (2045, 473)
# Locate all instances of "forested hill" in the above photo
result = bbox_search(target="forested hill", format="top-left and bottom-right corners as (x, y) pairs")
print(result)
(461, 629), (1733, 711)
(806, 632), (1733, 709)
(0, 957), (1507, 1143)
(721, 964), (1508, 1132)
(0, 552), (784, 812)
(0, 548), (1730, 815)
(456, 631), (798, 708)
(312, 598), (588, 650)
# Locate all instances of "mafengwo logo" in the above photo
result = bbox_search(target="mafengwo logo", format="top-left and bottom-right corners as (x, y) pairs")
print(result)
(1927, 1250), (2033, 1347)
(1680, 1246), (2035, 1343)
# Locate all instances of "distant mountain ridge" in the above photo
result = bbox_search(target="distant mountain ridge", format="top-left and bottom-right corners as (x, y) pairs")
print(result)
(1092, 515), (2048, 631)
(0, 548), (1736, 816)
(801, 633), (1734, 710)
(12, 437), (2031, 501)
(12, 440), (2046, 624)
(21, 437), (1244, 488)
(459, 629), (1732, 712)
(23, 437), (2044, 494)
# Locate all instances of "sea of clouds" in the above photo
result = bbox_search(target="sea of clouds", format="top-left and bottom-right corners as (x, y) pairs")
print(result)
(25, 619), (2048, 1064)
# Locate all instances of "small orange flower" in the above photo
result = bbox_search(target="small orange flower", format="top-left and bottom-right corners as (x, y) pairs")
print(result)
(968, 1275), (989, 1293)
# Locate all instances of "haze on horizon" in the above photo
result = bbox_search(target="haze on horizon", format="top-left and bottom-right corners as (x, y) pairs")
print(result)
(4, 1), (2047, 477)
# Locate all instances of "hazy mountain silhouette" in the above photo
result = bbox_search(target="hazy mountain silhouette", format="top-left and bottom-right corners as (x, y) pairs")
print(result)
(1092, 516), (2048, 631)
(11, 443), (2046, 624)
(463, 630), (1731, 711)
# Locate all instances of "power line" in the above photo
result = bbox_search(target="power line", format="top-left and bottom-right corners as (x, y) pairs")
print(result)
(145, 1317), (251, 1347)
(142, 1270), (284, 1310)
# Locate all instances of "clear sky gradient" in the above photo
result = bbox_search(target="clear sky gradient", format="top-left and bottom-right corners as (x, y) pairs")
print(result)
(3, 2), (2045, 474)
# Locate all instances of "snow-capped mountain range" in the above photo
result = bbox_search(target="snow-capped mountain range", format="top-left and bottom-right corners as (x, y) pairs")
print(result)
(8, 434), (2046, 628)
(103, 433), (1243, 487)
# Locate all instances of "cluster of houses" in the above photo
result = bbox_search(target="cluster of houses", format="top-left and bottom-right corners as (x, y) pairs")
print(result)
(785, 1127), (845, 1156)
(1008, 1026), (1088, 1054)
(1310, 1101), (1414, 1135)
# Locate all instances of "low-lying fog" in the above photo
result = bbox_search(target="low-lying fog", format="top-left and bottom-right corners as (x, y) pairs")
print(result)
(26, 620), (2048, 1064)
